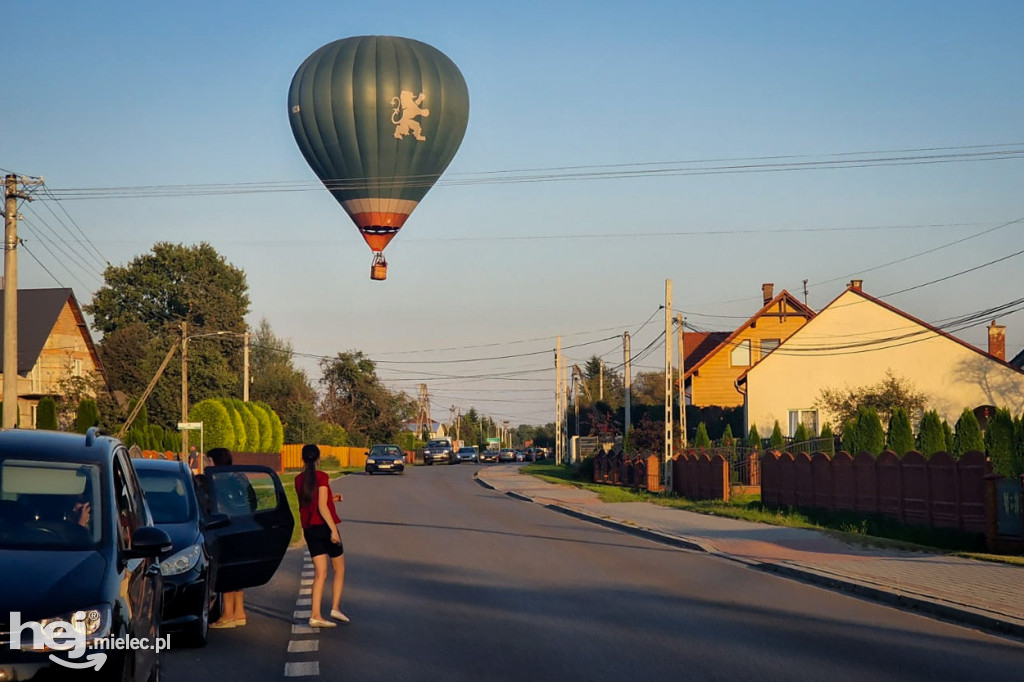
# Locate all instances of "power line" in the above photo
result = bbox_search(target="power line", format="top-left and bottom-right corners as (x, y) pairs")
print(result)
(20, 243), (65, 287)
(40, 143), (1024, 200)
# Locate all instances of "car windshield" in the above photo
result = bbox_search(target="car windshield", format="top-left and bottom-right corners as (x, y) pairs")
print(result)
(370, 446), (401, 457)
(427, 440), (449, 448)
(0, 456), (103, 550)
(458, 448), (475, 453)
(137, 468), (195, 524)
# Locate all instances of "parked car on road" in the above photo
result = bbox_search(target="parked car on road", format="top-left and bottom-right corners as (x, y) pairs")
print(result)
(456, 446), (480, 463)
(365, 445), (406, 475)
(0, 428), (292, 679)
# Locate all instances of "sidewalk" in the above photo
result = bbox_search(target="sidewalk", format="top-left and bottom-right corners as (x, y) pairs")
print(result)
(475, 465), (1024, 640)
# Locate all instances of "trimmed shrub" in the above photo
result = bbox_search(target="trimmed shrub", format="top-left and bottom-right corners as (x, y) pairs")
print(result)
(36, 397), (59, 430)
(255, 401), (284, 453)
(943, 420), (954, 453)
(695, 422), (711, 448)
(747, 424), (761, 449)
(721, 424), (734, 447)
(75, 399), (99, 434)
(986, 408), (1019, 478)
(148, 425), (165, 452)
(917, 410), (946, 457)
(219, 400), (247, 451)
(228, 398), (259, 452)
(885, 407), (914, 456)
(189, 399), (235, 451)
(246, 402), (273, 452)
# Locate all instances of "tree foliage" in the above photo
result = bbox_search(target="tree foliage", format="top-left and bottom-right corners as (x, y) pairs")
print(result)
(792, 422), (810, 453)
(88, 243), (250, 428)
(246, 402), (274, 452)
(885, 408), (914, 456)
(815, 370), (926, 433)
(319, 351), (414, 444)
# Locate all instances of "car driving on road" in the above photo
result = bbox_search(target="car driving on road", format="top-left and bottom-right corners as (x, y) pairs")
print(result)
(423, 438), (457, 465)
(365, 444), (406, 475)
(456, 446), (480, 463)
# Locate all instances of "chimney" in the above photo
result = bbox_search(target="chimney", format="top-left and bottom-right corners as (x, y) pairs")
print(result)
(762, 283), (774, 306)
(988, 320), (1006, 361)
(850, 279), (863, 292)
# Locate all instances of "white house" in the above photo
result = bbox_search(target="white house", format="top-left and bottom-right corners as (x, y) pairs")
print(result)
(741, 280), (1024, 437)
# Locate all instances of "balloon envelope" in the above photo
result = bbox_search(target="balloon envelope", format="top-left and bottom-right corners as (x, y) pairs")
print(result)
(288, 36), (470, 255)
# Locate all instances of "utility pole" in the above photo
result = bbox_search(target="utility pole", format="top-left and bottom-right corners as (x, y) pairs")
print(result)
(555, 336), (562, 465)
(599, 359), (604, 402)
(243, 330), (250, 401)
(803, 279), (809, 307)
(181, 322), (189, 458)
(677, 314), (687, 449)
(623, 332), (631, 442)
(449, 404), (456, 436)
(3, 175), (40, 429)
(455, 409), (461, 441)
(664, 280), (674, 492)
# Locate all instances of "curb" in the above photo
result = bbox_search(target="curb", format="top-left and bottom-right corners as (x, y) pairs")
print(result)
(753, 562), (1024, 641)
(476, 472), (1024, 642)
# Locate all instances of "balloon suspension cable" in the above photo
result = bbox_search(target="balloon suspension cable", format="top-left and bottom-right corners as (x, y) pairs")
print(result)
(370, 252), (388, 281)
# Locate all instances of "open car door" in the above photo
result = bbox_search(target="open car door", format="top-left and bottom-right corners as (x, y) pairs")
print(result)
(200, 465), (294, 593)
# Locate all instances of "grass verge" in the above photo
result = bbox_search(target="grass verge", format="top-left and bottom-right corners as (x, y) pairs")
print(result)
(520, 463), (1024, 565)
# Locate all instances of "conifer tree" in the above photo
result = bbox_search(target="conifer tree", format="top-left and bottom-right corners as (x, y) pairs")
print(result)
(75, 399), (99, 434)
(841, 419), (856, 454)
(769, 421), (784, 450)
(722, 424), (734, 446)
(793, 422), (810, 453)
(820, 422), (834, 453)
(952, 408), (984, 458)
(854, 406), (884, 455)
(985, 408), (1019, 477)
(747, 424), (761, 449)
(916, 410), (946, 457)
(36, 397), (59, 430)
(885, 407), (914, 456)
(695, 422), (711, 448)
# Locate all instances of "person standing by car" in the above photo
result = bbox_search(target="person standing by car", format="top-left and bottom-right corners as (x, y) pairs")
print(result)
(296, 444), (349, 628)
(205, 447), (256, 629)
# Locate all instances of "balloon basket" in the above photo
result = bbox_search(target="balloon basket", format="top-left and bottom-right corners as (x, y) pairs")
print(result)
(370, 253), (388, 281)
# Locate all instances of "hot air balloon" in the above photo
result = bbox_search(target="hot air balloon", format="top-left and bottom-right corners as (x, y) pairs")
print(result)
(288, 36), (470, 280)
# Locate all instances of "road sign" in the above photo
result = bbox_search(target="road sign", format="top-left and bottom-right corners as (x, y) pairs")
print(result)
(486, 437), (500, 444)
(177, 422), (202, 430)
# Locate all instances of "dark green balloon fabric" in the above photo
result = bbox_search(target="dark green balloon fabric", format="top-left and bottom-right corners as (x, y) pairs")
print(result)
(288, 36), (470, 207)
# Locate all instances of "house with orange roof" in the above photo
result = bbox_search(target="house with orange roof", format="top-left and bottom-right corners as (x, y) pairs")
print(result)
(684, 283), (816, 409)
(740, 280), (1024, 437)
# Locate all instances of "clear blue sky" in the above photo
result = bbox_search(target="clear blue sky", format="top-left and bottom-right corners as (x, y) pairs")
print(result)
(5, 1), (1023, 425)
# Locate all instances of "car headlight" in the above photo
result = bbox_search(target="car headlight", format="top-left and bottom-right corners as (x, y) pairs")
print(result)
(160, 543), (202, 576)
(34, 605), (111, 648)
(366, 458), (376, 464)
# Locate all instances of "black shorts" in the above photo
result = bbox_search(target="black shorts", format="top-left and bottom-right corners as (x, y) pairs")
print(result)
(303, 524), (344, 558)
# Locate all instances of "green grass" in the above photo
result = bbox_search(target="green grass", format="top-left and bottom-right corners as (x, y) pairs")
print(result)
(520, 463), (1022, 564)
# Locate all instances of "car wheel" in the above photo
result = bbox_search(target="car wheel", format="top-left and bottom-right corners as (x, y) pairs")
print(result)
(367, 470), (374, 475)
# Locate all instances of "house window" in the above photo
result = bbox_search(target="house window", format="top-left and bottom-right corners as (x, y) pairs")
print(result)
(71, 359), (83, 377)
(30, 403), (38, 429)
(30, 364), (42, 393)
(730, 339), (751, 367)
(788, 409), (819, 438)
(761, 339), (780, 359)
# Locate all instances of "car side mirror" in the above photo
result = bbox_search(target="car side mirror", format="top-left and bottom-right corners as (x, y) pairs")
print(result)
(126, 526), (173, 559)
(203, 512), (230, 531)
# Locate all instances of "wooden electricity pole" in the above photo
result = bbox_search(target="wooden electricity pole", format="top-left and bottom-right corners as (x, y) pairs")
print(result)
(664, 280), (673, 492)
(3, 175), (40, 429)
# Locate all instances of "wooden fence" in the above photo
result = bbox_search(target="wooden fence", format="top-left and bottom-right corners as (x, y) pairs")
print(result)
(671, 450), (731, 502)
(281, 444), (376, 470)
(761, 449), (989, 533)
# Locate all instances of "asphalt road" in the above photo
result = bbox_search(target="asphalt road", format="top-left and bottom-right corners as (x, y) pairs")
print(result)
(164, 463), (1024, 681)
